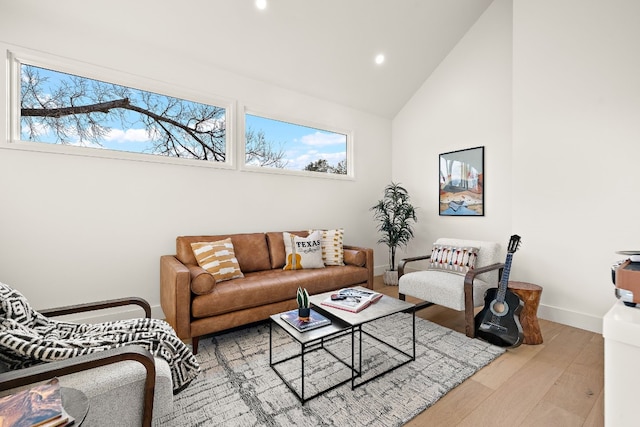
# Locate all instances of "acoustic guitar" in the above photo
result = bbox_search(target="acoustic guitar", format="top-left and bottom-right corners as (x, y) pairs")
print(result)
(474, 235), (524, 348)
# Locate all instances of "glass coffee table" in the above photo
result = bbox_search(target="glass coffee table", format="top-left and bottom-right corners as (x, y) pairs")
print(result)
(269, 287), (415, 404)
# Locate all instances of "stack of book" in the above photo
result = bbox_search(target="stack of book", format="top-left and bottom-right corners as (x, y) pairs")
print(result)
(0, 378), (75, 427)
(280, 309), (331, 332)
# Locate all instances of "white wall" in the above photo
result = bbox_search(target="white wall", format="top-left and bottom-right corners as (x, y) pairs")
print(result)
(393, 0), (640, 334)
(512, 0), (640, 332)
(392, 1), (513, 264)
(0, 21), (392, 316)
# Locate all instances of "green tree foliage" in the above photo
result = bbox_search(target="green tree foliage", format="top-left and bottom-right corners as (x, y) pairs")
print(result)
(304, 158), (347, 174)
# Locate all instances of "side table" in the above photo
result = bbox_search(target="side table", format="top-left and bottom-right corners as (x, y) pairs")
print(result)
(61, 387), (89, 425)
(508, 281), (543, 345)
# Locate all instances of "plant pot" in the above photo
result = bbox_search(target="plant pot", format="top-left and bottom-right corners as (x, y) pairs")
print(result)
(383, 270), (399, 286)
(298, 307), (311, 321)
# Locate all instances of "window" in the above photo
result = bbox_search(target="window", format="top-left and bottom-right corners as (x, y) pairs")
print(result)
(9, 52), (232, 166)
(244, 112), (350, 176)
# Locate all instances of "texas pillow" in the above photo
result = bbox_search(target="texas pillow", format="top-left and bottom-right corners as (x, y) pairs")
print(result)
(283, 231), (325, 270)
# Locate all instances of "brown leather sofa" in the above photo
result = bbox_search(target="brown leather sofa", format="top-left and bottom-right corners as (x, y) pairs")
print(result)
(160, 231), (374, 353)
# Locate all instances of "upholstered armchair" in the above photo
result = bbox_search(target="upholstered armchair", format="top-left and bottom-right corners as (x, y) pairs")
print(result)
(398, 238), (504, 338)
(0, 283), (198, 426)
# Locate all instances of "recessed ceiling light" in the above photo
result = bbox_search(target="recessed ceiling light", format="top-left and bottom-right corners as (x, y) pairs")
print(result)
(375, 54), (385, 65)
(256, 0), (267, 10)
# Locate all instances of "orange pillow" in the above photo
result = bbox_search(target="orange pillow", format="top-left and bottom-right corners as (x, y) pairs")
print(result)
(191, 238), (244, 282)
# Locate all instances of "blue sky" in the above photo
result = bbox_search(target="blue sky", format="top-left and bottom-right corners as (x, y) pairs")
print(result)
(245, 114), (346, 170)
(20, 64), (347, 170)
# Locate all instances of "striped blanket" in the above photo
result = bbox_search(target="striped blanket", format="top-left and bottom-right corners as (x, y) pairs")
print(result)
(0, 282), (199, 393)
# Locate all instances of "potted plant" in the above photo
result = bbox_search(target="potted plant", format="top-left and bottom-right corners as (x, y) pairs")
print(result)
(370, 182), (418, 285)
(296, 287), (311, 320)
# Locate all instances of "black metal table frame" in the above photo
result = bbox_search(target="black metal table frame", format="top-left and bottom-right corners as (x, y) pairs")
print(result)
(269, 307), (416, 404)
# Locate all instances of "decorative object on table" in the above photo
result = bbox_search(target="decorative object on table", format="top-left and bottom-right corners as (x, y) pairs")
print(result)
(296, 286), (311, 320)
(154, 313), (505, 427)
(475, 234), (524, 348)
(370, 182), (418, 285)
(612, 250), (640, 307)
(280, 309), (331, 332)
(320, 287), (383, 313)
(439, 146), (484, 216)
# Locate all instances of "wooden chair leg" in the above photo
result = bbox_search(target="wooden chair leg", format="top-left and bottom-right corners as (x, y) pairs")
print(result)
(465, 309), (476, 338)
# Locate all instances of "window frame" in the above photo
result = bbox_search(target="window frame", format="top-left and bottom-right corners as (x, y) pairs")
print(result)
(241, 107), (354, 180)
(5, 48), (236, 169)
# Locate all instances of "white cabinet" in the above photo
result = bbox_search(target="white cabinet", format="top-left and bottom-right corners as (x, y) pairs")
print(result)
(603, 301), (640, 426)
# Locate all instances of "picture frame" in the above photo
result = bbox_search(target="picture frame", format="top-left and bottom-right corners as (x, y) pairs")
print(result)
(439, 146), (484, 216)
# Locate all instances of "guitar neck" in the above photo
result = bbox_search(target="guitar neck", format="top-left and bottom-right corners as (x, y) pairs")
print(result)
(496, 253), (514, 301)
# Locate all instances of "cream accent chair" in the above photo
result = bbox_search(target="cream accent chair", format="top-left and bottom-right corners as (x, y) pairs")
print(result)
(398, 238), (504, 338)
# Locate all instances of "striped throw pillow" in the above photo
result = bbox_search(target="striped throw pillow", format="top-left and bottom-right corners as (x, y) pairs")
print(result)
(309, 228), (344, 266)
(191, 238), (244, 282)
(428, 245), (479, 275)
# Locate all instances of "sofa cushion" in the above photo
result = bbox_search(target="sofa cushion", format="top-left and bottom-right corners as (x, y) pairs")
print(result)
(399, 270), (492, 310)
(266, 231), (308, 269)
(177, 233), (271, 273)
(343, 248), (366, 267)
(191, 239), (244, 283)
(191, 266), (369, 318)
(283, 231), (325, 270)
(310, 228), (344, 266)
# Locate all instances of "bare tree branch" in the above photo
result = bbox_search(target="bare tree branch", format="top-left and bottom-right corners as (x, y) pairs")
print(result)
(21, 99), (132, 117)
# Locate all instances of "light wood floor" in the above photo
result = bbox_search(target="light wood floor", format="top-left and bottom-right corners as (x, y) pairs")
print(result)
(373, 276), (604, 427)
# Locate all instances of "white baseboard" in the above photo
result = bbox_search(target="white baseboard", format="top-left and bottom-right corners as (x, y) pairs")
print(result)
(374, 269), (604, 335)
(537, 304), (603, 335)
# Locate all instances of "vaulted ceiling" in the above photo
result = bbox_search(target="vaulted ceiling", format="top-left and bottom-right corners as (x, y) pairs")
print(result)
(0, 0), (493, 118)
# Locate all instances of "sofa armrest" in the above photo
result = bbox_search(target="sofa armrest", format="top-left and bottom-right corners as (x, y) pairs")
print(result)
(0, 346), (156, 427)
(39, 297), (151, 319)
(160, 255), (192, 340)
(398, 254), (432, 280)
(343, 245), (374, 289)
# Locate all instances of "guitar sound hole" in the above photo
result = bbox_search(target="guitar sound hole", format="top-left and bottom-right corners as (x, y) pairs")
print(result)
(491, 301), (507, 316)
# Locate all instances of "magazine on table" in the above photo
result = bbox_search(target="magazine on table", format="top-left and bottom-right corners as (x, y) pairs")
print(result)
(280, 309), (331, 332)
(0, 377), (75, 427)
(320, 288), (383, 313)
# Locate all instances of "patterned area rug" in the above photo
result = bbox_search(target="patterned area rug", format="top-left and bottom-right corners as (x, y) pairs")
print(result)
(153, 313), (504, 426)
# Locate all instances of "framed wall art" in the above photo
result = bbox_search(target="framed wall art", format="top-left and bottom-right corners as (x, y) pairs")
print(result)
(439, 146), (484, 216)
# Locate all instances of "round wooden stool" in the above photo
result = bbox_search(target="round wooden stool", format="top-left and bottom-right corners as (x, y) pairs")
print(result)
(508, 281), (543, 345)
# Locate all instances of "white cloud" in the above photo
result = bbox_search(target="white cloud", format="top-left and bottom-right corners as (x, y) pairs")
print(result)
(22, 122), (51, 136)
(285, 149), (346, 171)
(196, 118), (224, 133)
(104, 128), (151, 143)
(300, 131), (346, 147)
